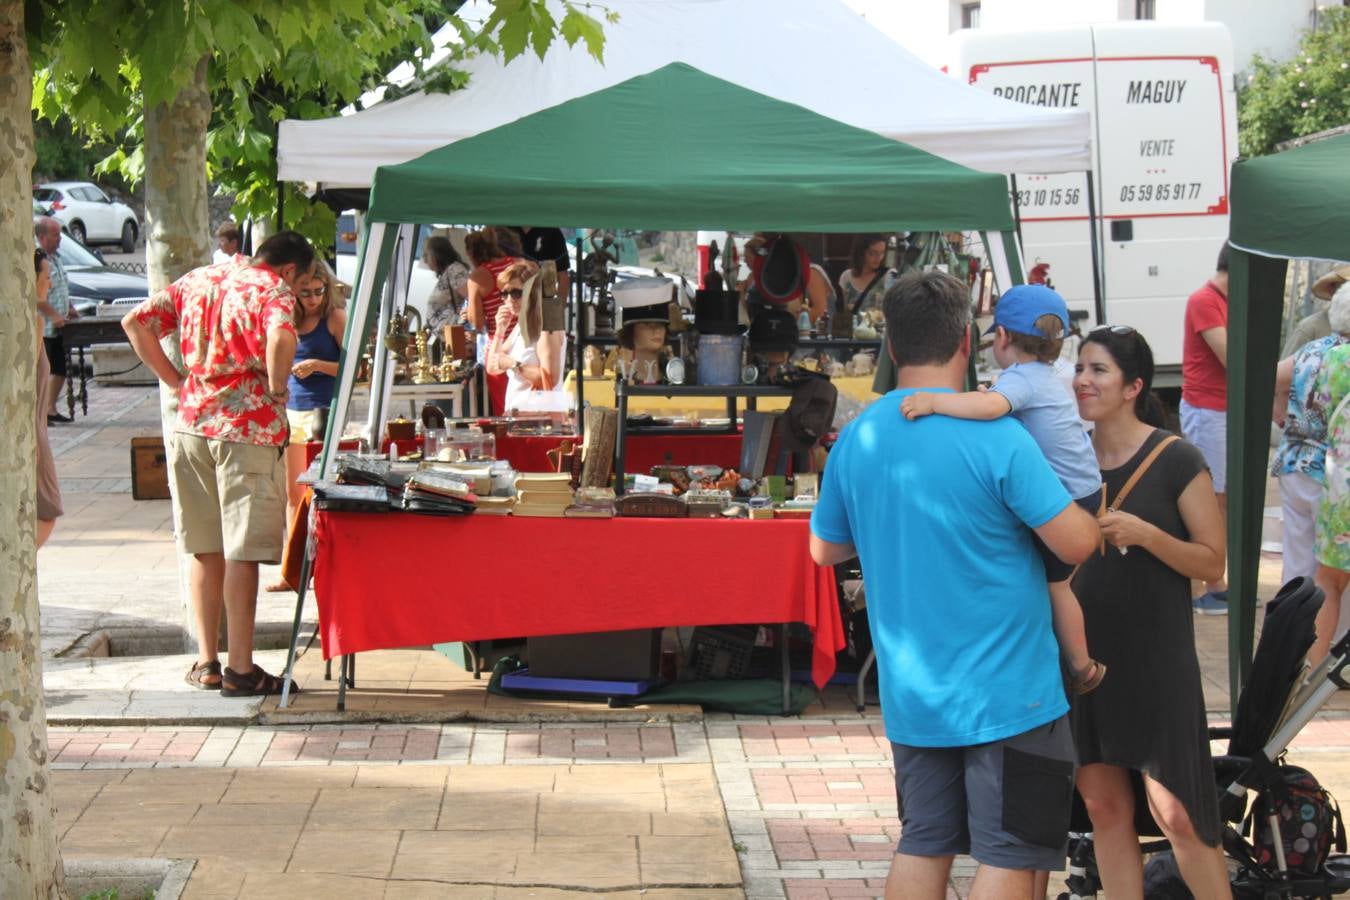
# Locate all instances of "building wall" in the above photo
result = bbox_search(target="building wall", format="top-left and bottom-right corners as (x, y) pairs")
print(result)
(844, 0), (1336, 70)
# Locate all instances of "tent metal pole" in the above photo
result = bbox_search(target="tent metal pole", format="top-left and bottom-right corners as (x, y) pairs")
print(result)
(1085, 170), (1106, 325)
(279, 533), (313, 708)
(1009, 175), (1024, 249)
(574, 236), (585, 439)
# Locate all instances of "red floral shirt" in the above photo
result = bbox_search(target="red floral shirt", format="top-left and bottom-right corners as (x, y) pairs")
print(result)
(130, 259), (296, 447)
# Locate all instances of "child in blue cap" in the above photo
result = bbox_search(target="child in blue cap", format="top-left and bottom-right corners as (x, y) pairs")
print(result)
(901, 283), (1106, 694)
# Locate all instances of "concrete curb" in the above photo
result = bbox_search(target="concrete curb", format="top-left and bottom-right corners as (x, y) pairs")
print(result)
(64, 857), (195, 900)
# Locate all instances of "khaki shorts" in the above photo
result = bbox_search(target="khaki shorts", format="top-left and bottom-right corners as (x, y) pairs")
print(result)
(170, 432), (286, 562)
(286, 407), (328, 445)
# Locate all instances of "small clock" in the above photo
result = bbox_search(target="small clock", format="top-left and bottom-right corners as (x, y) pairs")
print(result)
(665, 357), (686, 385)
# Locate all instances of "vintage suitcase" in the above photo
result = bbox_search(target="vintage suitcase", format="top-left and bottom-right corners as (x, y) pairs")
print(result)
(130, 436), (171, 500)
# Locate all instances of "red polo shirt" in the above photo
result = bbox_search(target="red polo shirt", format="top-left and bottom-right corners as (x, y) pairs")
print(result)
(1181, 279), (1227, 411)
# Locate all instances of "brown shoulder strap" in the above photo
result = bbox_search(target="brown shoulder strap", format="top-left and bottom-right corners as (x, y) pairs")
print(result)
(1107, 434), (1179, 512)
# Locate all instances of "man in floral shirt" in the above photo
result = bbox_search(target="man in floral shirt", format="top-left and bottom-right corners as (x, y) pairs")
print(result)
(123, 232), (315, 697)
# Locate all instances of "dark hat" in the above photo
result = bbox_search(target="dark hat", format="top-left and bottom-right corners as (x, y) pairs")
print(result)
(748, 307), (799, 354)
(749, 234), (809, 305)
(778, 377), (838, 451)
(695, 285), (742, 336)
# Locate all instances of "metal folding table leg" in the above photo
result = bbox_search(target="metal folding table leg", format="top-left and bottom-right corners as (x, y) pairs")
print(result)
(855, 649), (876, 712)
(780, 624), (791, 714)
(337, 655), (349, 711)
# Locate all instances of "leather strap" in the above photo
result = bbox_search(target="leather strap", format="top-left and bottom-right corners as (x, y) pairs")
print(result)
(1098, 434), (1179, 555)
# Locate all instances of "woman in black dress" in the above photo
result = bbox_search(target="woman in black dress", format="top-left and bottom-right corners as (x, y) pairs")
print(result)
(1071, 327), (1230, 898)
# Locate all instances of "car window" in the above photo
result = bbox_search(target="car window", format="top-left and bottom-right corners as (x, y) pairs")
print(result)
(34, 188), (61, 202)
(68, 187), (92, 202)
(86, 186), (111, 203)
(51, 237), (104, 269)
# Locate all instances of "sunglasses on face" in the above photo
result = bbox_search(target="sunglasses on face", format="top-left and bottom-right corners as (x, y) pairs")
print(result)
(502, 288), (524, 300)
(298, 285), (328, 299)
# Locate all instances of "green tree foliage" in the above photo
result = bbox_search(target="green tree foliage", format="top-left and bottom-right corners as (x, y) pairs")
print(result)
(1238, 7), (1350, 157)
(31, 113), (119, 185)
(27, 0), (611, 248)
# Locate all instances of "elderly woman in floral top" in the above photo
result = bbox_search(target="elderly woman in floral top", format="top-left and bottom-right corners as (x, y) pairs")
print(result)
(1274, 284), (1350, 580)
(1283, 282), (1350, 662)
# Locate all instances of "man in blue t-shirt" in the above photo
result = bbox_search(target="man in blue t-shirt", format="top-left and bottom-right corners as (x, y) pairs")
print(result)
(810, 271), (1099, 899)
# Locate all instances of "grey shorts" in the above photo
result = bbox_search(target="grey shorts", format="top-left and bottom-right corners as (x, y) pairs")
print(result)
(891, 716), (1075, 871)
(1180, 400), (1226, 492)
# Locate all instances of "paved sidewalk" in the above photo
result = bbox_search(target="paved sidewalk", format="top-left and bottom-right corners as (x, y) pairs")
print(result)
(49, 717), (1350, 898)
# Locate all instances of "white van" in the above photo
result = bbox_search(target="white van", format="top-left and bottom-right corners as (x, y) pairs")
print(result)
(950, 23), (1238, 385)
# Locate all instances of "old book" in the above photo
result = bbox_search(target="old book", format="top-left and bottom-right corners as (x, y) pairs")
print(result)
(580, 406), (617, 488)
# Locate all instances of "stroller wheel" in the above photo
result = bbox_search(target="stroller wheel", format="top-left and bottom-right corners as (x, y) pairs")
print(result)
(1143, 852), (1193, 899)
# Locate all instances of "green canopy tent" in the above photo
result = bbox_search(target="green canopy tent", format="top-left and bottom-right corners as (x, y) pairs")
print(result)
(280, 62), (1038, 705)
(331, 63), (1025, 454)
(1227, 132), (1350, 706)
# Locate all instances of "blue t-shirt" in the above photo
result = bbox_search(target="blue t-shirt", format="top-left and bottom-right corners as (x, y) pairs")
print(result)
(993, 361), (1101, 501)
(810, 388), (1071, 747)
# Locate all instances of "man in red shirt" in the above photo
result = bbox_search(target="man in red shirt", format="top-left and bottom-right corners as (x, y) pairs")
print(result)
(1181, 244), (1230, 614)
(123, 232), (315, 696)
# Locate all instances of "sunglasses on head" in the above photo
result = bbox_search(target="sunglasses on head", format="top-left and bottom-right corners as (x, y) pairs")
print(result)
(1090, 324), (1137, 336)
(502, 288), (524, 300)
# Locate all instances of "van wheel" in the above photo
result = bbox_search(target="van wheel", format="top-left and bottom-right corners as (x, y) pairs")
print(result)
(120, 221), (137, 253)
(69, 221), (86, 245)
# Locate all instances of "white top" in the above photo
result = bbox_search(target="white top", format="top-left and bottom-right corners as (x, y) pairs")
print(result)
(503, 328), (575, 414)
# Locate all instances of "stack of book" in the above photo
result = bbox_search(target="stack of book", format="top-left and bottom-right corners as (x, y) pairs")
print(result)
(402, 470), (477, 516)
(512, 473), (574, 517)
(565, 486), (616, 518)
(475, 496), (516, 516)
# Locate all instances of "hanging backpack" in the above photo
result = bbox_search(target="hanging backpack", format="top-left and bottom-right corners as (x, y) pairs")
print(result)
(1248, 764), (1346, 876)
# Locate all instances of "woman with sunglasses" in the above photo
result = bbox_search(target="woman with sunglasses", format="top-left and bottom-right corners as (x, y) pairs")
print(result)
(1069, 325), (1229, 897)
(486, 262), (563, 412)
(266, 263), (345, 592)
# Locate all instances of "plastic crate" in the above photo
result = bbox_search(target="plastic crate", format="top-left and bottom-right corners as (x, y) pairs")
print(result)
(686, 625), (759, 680)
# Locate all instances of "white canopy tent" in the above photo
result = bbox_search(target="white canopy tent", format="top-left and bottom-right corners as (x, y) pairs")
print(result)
(278, 0), (1090, 187)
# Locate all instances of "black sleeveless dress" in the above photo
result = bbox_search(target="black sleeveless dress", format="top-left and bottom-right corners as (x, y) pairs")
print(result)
(1070, 428), (1221, 846)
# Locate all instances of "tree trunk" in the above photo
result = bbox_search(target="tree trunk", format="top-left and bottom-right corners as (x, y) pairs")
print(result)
(143, 55), (212, 292)
(143, 57), (216, 646)
(0, 3), (67, 897)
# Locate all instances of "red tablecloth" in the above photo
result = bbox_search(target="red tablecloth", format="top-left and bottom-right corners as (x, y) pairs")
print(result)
(313, 511), (844, 688)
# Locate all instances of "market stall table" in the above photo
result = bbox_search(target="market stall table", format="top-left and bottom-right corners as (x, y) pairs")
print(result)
(311, 510), (844, 709)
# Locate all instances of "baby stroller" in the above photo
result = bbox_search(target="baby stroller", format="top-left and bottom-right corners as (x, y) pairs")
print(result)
(1060, 577), (1350, 900)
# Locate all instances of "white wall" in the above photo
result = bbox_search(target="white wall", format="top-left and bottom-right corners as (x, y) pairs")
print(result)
(844, 0), (1334, 70)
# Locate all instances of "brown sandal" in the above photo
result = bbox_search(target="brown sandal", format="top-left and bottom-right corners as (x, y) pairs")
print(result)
(220, 665), (298, 698)
(1070, 659), (1107, 695)
(185, 660), (222, 690)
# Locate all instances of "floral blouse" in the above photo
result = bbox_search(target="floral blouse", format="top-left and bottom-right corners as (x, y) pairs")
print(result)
(1273, 334), (1349, 482)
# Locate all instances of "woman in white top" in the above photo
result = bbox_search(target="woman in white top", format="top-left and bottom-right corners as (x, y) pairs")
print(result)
(486, 262), (565, 412)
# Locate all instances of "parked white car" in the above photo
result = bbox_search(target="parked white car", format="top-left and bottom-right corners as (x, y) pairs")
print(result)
(34, 181), (140, 252)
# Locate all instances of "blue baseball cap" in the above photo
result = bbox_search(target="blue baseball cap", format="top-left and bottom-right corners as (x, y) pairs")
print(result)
(985, 283), (1070, 337)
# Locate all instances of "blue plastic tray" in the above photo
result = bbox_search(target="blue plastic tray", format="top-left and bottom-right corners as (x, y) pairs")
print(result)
(500, 668), (651, 697)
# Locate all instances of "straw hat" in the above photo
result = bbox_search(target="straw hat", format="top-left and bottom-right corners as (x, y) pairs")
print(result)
(1312, 264), (1350, 301)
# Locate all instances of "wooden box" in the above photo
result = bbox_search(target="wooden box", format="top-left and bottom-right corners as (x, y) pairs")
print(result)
(130, 436), (171, 501)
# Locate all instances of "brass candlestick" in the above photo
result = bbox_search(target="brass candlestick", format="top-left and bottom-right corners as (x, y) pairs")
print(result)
(410, 328), (437, 384)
